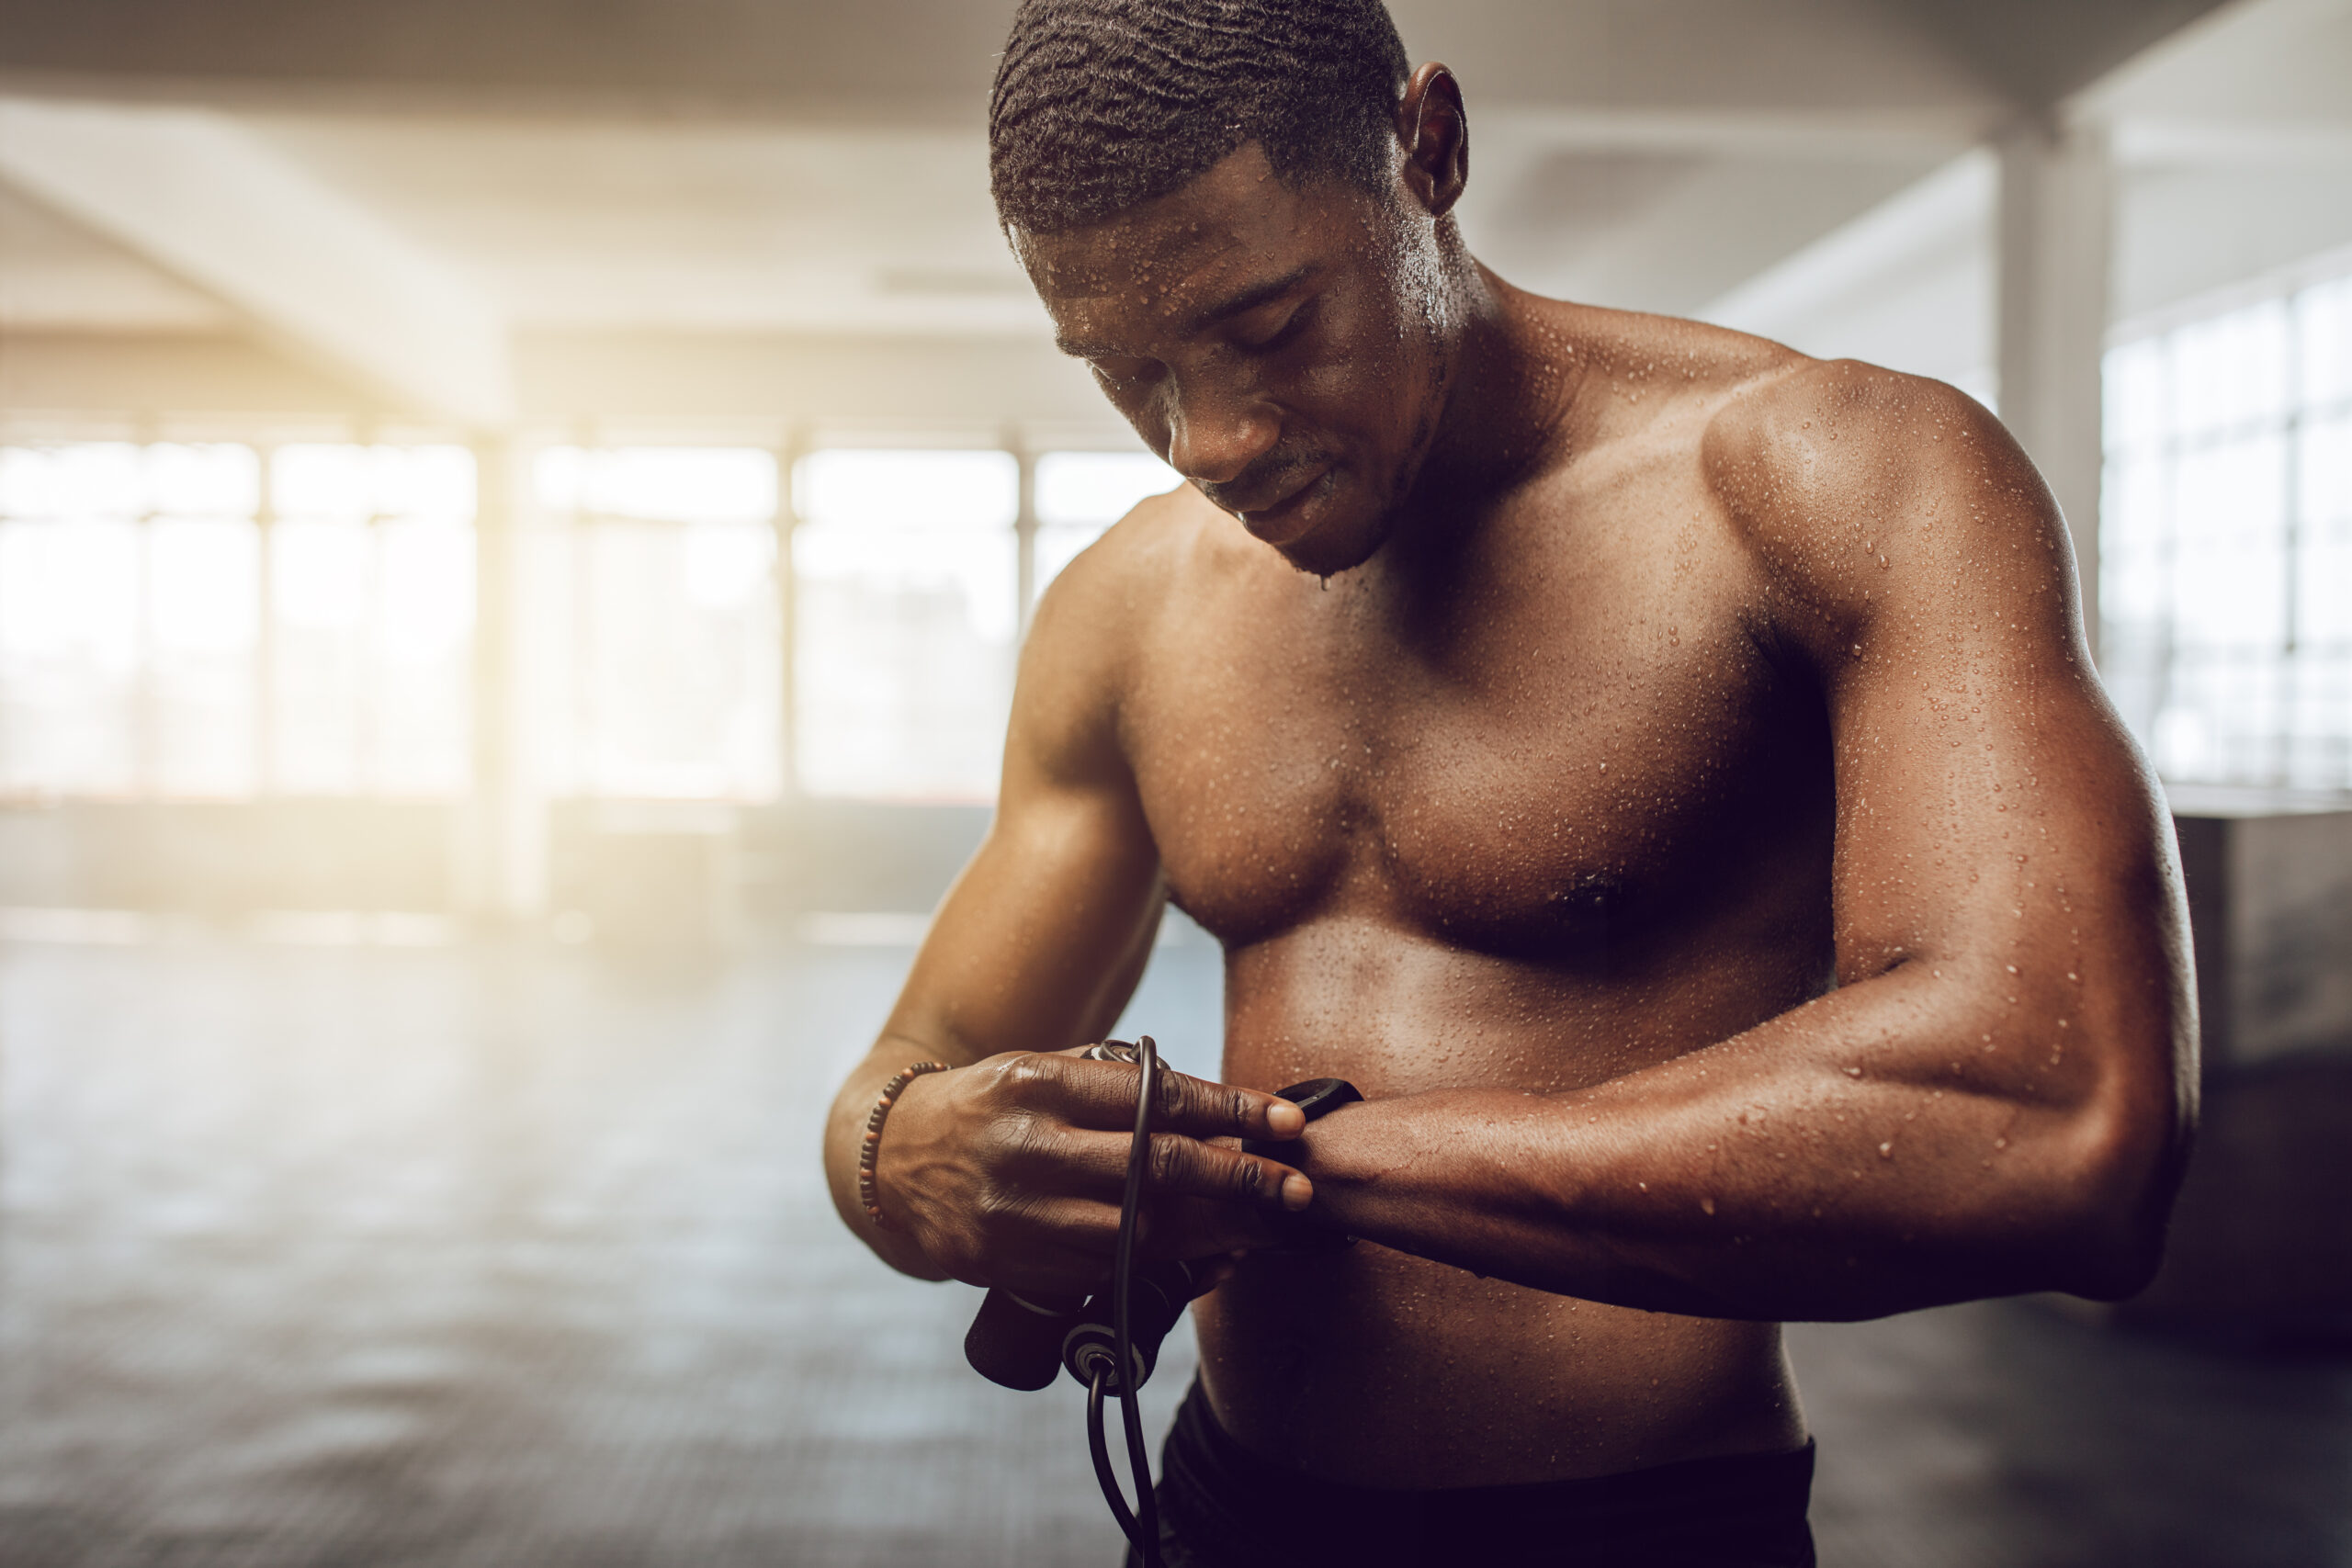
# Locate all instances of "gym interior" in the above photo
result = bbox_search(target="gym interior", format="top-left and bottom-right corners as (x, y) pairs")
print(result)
(0, 2), (2347, 1563)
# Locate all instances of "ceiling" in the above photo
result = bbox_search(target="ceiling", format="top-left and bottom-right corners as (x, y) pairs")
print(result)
(0, 0), (2314, 429)
(1702, 0), (2352, 398)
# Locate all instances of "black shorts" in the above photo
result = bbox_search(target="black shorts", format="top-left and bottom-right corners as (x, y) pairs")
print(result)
(1124, 1381), (1815, 1568)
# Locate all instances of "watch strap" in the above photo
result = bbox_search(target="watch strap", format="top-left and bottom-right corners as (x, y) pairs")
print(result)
(1244, 1077), (1363, 1252)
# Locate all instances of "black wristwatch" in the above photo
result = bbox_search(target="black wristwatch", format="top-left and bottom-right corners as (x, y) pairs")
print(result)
(1244, 1077), (1363, 1252)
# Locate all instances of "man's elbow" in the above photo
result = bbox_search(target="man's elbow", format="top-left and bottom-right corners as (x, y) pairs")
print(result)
(2035, 1082), (2195, 1303)
(2049, 1201), (2170, 1304)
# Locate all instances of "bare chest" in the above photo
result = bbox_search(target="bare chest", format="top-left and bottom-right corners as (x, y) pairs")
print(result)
(1126, 502), (1829, 963)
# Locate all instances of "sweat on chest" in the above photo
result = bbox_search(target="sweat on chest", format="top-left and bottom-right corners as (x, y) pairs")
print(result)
(1132, 689), (1758, 957)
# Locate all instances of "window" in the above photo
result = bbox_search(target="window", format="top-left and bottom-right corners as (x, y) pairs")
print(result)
(273, 444), (476, 795)
(793, 449), (1019, 802)
(0, 440), (474, 799)
(0, 437), (1182, 806)
(537, 446), (781, 800)
(786, 447), (1181, 802)
(2102, 267), (2352, 788)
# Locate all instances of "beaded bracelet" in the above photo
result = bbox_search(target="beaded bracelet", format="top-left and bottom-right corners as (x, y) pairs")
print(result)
(859, 1060), (951, 1226)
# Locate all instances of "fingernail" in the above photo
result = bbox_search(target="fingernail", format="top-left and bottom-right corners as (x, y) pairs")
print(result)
(1267, 1102), (1306, 1136)
(1281, 1174), (1313, 1212)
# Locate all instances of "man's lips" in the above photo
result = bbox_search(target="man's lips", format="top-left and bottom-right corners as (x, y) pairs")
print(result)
(1217, 465), (1331, 541)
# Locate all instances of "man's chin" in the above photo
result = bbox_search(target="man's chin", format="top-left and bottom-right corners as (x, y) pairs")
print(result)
(1235, 475), (1389, 577)
(1261, 512), (1389, 579)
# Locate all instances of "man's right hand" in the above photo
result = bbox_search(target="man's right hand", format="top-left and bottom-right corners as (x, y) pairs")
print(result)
(870, 1047), (1312, 1295)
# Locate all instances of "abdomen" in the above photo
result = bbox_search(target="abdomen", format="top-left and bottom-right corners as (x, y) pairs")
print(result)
(1190, 1245), (1803, 1486)
(1194, 916), (1818, 1485)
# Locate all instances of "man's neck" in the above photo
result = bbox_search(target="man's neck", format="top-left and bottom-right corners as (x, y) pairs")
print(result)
(1411, 264), (1582, 518)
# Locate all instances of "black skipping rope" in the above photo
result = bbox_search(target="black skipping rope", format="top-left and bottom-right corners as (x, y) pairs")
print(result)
(1087, 1031), (1164, 1568)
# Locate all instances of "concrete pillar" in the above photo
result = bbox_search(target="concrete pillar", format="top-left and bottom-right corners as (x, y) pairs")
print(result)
(1997, 119), (2114, 664)
(254, 444), (276, 795)
(774, 430), (803, 803)
(132, 434), (157, 796)
(1012, 435), (1039, 641)
(464, 435), (547, 919)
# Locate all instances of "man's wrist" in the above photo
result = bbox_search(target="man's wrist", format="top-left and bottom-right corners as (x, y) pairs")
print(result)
(858, 1059), (952, 1227)
(1244, 1077), (1363, 1250)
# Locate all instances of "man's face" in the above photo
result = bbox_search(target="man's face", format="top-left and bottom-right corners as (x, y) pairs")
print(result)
(1012, 141), (1453, 577)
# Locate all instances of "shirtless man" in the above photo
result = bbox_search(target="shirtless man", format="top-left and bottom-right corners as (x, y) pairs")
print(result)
(824, 2), (2196, 1562)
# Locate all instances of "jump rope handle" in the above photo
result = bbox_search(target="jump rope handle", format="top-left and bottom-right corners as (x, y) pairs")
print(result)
(967, 1036), (1173, 1567)
(963, 1058), (1367, 1392)
(956, 1042), (1359, 1568)
(964, 1259), (1203, 1393)
(963, 1039), (1195, 1394)
(963, 1286), (1091, 1391)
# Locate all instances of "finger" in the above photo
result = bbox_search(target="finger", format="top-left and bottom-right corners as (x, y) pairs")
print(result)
(1148, 1132), (1314, 1212)
(1134, 1197), (1287, 1261)
(1012, 1055), (1306, 1141)
(974, 1195), (1125, 1294)
(1006, 1187), (1271, 1284)
(1052, 1129), (1311, 1212)
(1152, 1065), (1308, 1142)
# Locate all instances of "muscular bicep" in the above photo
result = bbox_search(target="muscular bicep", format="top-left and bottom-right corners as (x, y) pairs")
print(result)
(885, 779), (1163, 1065)
(1723, 367), (2194, 1116)
(879, 546), (1167, 1066)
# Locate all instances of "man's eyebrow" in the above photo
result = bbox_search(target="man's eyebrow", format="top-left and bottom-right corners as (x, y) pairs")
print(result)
(1052, 265), (1316, 359)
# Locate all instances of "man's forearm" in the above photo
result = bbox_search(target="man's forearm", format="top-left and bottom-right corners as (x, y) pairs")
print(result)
(1294, 964), (2181, 1321)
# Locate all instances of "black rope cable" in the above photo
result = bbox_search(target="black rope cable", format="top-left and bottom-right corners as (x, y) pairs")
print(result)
(1084, 1033), (1164, 1568)
(1087, 1364), (1141, 1546)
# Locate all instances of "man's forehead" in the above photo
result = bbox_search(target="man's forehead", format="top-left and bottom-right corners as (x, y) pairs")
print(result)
(1013, 142), (1353, 340)
(1020, 212), (1251, 302)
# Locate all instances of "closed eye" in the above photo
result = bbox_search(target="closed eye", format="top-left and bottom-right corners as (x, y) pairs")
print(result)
(1089, 357), (1159, 391)
(1237, 299), (1314, 355)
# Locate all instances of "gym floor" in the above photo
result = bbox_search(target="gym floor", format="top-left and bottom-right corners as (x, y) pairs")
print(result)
(1, 935), (2344, 1567)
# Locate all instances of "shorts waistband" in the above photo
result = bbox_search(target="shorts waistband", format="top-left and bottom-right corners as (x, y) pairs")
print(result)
(1153, 1381), (1815, 1567)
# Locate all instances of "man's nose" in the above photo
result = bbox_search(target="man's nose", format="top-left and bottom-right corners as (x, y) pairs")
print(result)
(1164, 384), (1281, 486)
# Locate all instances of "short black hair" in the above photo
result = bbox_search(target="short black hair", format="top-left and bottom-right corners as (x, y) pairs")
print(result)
(989, 0), (1411, 234)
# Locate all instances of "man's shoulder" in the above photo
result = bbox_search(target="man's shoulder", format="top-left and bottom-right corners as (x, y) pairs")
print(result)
(1532, 303), (2005, 575)
(1527, 296), (2051, 649)
(1687, 350), (2032, 620)
(1540, 299), (1996, 502)
(1547, 299), (1800, 389)
(1698, 351), (1996, 496)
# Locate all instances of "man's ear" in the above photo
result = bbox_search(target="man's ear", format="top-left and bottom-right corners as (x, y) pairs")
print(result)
(1396, 62), (1468, 219)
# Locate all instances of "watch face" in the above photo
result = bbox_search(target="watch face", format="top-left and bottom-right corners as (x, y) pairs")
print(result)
(1277, 1077), (1364, 1121)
